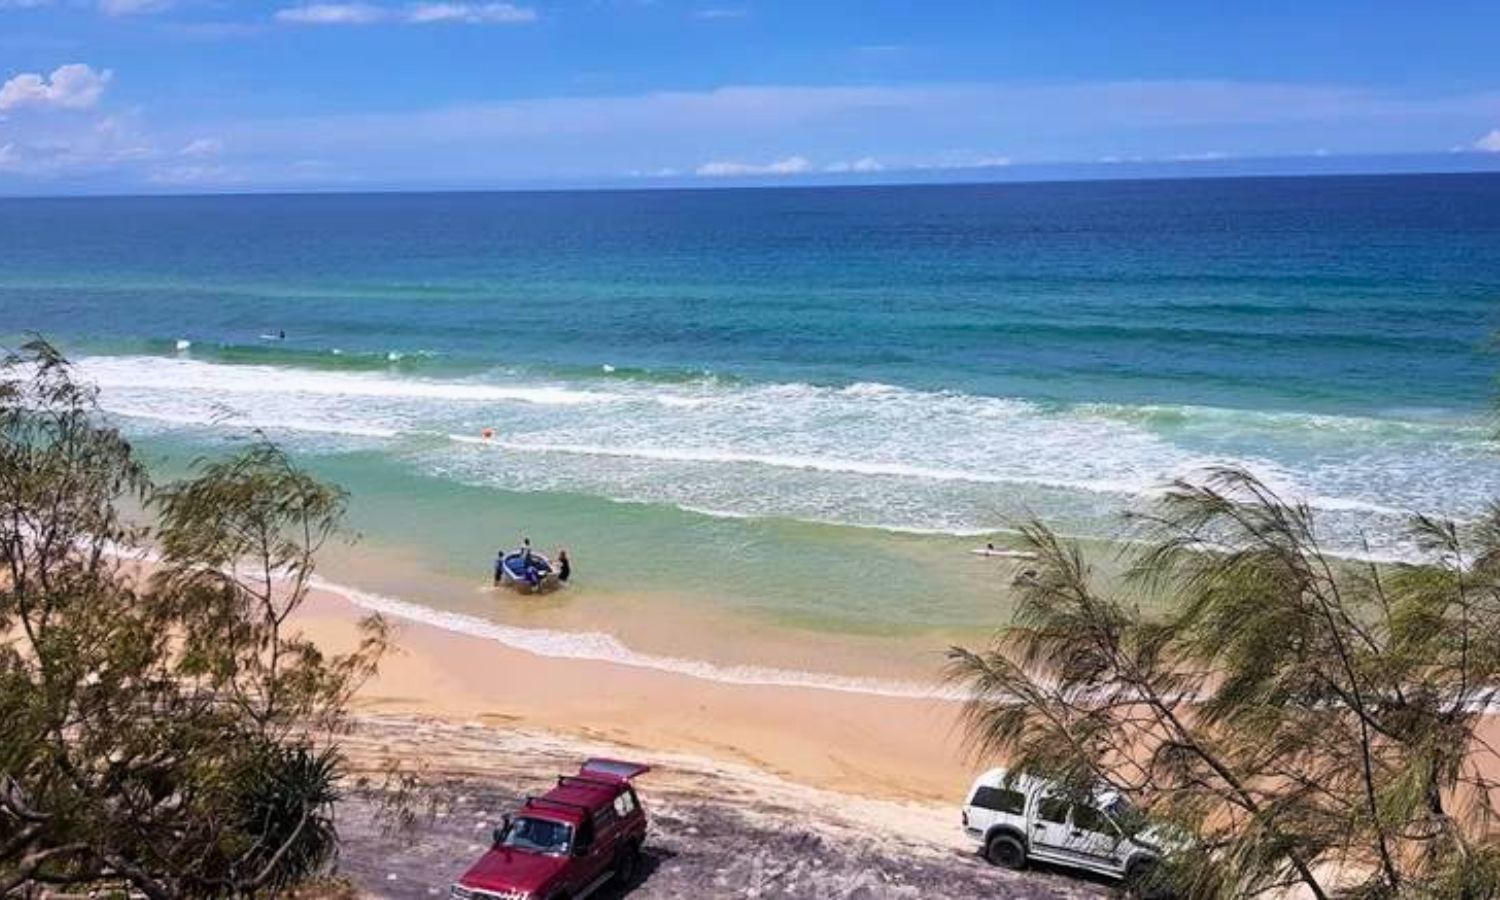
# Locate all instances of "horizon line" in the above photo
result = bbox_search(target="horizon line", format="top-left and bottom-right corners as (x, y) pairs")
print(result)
(2, 151), (1498, 202)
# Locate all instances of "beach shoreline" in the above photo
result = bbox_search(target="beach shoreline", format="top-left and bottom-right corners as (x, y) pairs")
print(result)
(293, 579), (979, 806)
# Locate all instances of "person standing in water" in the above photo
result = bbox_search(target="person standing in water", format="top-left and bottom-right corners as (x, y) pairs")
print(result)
(518, 537), (542, 590)
(556, 549), (571, 583)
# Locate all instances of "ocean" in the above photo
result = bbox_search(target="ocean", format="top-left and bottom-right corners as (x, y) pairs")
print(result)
(3, 174), (1499, 682)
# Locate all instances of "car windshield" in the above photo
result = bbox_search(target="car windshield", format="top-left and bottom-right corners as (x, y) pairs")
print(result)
(499, 816), (572, 854)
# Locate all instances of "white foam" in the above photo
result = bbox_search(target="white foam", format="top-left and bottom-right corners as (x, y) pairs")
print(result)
(663, 502), (1001, 537)
(107, 405), (402, 440)
(461, 437), (1158, 496)
(1074, 400), (1493, 438)
(308, 575), (956, 700)
(73, 353), (1500, 557)
(77, 356), (624, 407)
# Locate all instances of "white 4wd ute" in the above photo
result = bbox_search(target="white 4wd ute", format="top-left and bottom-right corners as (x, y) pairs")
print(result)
(962, 768), (1168, 896)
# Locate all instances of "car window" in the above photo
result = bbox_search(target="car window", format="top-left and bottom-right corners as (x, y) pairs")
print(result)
(970, 786), (1025, 815)
(1072, 804), (1118, 836)
(613, 790), (638, 818)
(1037, 798), (1069, 824)
(499, 817), (572, 854)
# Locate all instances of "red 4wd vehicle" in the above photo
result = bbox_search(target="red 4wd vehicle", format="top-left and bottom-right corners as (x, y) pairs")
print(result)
(450, 759), (651, 900)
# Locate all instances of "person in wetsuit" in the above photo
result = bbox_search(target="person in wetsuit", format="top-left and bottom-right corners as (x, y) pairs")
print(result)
(556, 549), (571, 583)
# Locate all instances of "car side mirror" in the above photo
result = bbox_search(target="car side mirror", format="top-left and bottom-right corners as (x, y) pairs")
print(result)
(492, 815), (510, 847)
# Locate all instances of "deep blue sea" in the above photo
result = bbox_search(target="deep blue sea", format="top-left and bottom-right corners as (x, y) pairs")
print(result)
(3, 174), (1499, 665)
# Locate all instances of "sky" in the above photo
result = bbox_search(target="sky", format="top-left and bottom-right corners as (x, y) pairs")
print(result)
(1, 0), (1499, 194)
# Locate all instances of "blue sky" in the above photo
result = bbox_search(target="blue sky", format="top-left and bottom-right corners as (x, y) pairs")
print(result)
(1, 0), (1499, 193)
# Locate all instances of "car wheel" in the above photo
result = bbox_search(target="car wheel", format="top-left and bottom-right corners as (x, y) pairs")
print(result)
(1125, 859), (1171, 899)
(984, 833), (1027, 869)
(614, 842), (642, 885)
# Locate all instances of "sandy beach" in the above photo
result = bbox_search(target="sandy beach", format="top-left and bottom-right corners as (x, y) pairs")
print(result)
(331, 714), (1107, 899)
(295, 584), (977, 806)
(286, 582), (1122, 896)
(301, 575), (1500, 898)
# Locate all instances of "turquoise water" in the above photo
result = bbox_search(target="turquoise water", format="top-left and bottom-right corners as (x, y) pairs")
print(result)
(2, 175), (1499, 650)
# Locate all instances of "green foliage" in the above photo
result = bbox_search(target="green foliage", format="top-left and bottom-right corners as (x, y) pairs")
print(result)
(0, 339), (387, 898)
(949, 466), (1500, 899)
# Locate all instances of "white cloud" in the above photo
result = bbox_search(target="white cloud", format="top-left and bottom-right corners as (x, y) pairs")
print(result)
(1475, 129), (1500, 152)
(0, 64), (112, 112)
(693, 7), (745, 19)
(407, 3), (535, 23)
(0, 111), (155, 178)
(274, 3), (385, 23)
(1171, 150), (1230, 161)
(99, 0), (173, 15)
(0, 0), (54, 8)
(179, 137), (224, 157)
(823, 156), (883, 173)
(275, 2), (535, 24)
(7, 78), (1500, 189)
(188, 79), (1497, 185)
(695, 155), (811, 176)
(910, 153), (1011, 170)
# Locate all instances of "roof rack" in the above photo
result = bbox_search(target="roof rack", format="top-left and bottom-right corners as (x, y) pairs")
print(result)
(557, 774), (620, 791)
(524, 796), (591, 815)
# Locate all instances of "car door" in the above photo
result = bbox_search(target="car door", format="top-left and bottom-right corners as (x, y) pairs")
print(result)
(1065, 803), (1129, 874)
(577, 809), (618, 889)
(1028, 795), (1075, 863)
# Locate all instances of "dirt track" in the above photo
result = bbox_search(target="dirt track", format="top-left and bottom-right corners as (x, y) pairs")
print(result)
(333, 716), (1112, 899)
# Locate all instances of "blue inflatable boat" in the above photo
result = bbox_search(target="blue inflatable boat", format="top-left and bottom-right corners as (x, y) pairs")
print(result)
(497, 550), (558, 593)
